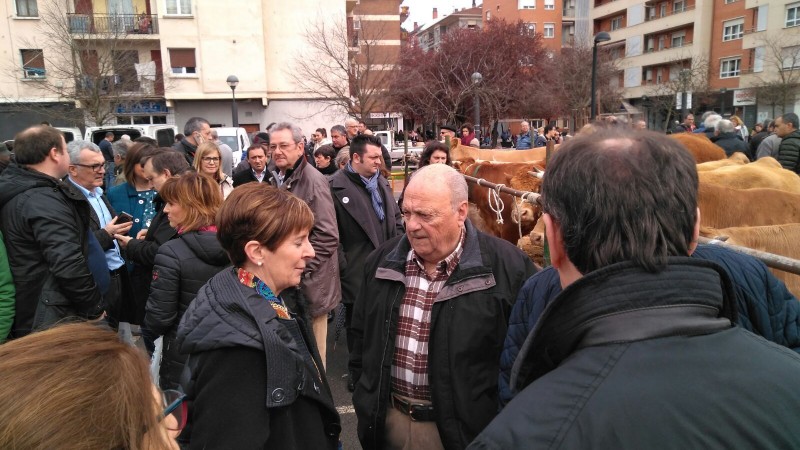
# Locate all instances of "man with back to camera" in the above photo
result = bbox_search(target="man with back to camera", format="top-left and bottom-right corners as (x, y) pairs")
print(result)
(99, 131), (115, 188)
(350, 163), (535, 449)
(329, 134), (404, 391)
(468, 126), (800, 449)
(0, 126), (105, 337)
(173, 116), (212, 165)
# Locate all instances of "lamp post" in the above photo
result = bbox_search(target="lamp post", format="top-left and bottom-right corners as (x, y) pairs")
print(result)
(679, 68), (691, 121)
(720, 87), (728, 117)
(226, 75), (239, 128)
(641, 95), (649, 128)
(471, 71), (482, 141)
(590, 31), (611, 121)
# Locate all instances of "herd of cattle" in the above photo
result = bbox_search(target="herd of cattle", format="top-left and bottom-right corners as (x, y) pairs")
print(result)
(448, 134), (800, 298)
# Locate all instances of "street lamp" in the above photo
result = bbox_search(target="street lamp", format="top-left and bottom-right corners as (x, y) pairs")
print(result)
(590, 31), (611, 121)
(720, 87), (728, 117)
(641, 95), (649, 128)
(679, 68), (691, 122)
(226, 75), (239, 128)
(471, 71), (482, 141)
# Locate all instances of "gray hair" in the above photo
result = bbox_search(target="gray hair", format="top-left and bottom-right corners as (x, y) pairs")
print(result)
(209, 129), (219, 139)
(331, 125), (346, 136)
(717, 119), (735, 134)
(334, 148), (350, 168)
(700, 111), (715, 123)
(112, 140), (130, 159)
(345, 117), (359, 127)
(408, 164), (467, 211)
(271, 122), (303, 143)
(183, 117), (209, 136)
(704, 114), (722, 130)
(66, 140), (101, 164)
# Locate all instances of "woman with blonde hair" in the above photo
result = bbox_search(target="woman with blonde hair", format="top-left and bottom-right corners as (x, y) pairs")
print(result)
(193, 142), (234, 199)
(0, 322), (182, 450)
(176, 183), (340, 449)
(145, 172), (229, 390)
(730, 115), (749, 142)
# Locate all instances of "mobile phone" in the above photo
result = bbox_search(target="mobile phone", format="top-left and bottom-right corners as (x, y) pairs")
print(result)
(117, 212), (134, 224)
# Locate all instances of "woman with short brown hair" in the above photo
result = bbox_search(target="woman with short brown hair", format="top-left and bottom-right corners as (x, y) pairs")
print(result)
(145, 172), (229, 390)
(193, 142), (234, 199)
(0, 322), (182, 450)
(176, 183), (340, 449)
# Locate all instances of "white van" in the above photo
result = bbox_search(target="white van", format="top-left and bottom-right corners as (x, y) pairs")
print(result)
(56, 127), (83, 143)
(213, 127), (251, 164)
(84, 125), (178, 148)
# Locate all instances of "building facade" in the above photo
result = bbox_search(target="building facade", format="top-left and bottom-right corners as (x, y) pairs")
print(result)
(482, 0), (592, 51)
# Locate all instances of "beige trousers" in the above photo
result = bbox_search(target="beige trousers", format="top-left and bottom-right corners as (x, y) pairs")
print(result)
(384, 396), (444, 450)
(312, 314), (327, 370)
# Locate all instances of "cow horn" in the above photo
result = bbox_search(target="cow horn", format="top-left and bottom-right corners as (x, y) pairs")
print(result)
(528, 171), (544, 179)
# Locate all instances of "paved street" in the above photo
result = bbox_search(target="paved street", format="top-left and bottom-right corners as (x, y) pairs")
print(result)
(325, 309), (361, 450)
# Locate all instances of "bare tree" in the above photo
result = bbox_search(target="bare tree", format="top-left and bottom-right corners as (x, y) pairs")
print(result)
(3, 0), (163, 125)
(645, 55), (711, 131)
(289, 13), (397, 120)
(748, 32), (800, 118)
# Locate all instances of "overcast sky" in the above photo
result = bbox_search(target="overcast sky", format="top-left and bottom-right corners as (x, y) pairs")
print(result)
(401, 0), (479, 31)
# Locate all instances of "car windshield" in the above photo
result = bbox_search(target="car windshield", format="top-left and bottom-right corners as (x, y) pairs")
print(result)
(218, 136), (237, 150)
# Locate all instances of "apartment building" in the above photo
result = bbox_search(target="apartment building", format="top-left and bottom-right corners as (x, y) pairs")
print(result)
(592, 0), (800, 128)
(0, 0), (349, 140)
(482, 0), (592, 51)
(410, 6), (483, 52)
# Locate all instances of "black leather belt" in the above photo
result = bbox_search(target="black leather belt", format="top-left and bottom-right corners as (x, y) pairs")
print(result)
(110, 267), (125, 277)
(391, 394), (435, 422)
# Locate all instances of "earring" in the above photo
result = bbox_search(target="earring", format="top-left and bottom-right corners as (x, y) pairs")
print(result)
(258, 261), (263, 267)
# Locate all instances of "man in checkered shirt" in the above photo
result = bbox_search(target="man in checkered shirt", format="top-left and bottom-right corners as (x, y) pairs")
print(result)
(349, 164), (536, 450)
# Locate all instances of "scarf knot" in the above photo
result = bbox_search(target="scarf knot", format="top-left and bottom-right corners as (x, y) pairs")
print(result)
(347, 163), (385, 222)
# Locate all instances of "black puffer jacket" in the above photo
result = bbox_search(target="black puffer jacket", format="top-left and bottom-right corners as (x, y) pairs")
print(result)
(172, 139), (198, 165)
(350, 221), (536, 450)
(777, 129), (800, 173)
(145, 230), (229, 389)
(0, 164), (103, 337)
(715, 131), (749, 157)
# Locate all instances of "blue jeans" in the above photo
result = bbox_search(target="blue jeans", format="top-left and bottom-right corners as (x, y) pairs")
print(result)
(104, 161), (115, 190)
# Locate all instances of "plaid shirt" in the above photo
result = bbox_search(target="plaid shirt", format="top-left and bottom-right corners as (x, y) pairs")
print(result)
(391, 229), (465, 400)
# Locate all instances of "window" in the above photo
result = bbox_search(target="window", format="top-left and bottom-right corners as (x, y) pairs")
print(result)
(486, 11), (491, 21)
(544, 0), (555, 10)
(722, 18), (744, 41)
(353, 19), (361, 30)
(720, 57), (741, 78)
(644, 68), (653, 82)
(658, 36), (665, 50)
(611, 16), (622, 30)
(724, 0), (736, 3)
(673, 0), (685, 13)
(166, 0), (191, 15)
(671, 31), (685, 47)
(522, 22), (536, 35)
(519, 0), (535, 10)
(783, 46), (800, 69)
(20, 49), (45, 78)
(168, 48), (196, 74)
(544, 23), (555, 38)
(15, 0), (37, 17)
(660, 3), (667, 17)
(788, 3), (800, 28)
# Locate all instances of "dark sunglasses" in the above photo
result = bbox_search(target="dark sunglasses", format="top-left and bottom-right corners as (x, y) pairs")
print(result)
(161, 389), (187, 431)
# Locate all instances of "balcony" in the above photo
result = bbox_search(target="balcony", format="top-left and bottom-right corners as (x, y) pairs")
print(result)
(67, 14), (159, 36)
(645, 5), (695, 22)
(563, 7), (575, 18)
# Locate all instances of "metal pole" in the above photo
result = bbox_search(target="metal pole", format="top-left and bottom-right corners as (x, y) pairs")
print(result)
(699, 237), (800, 275)
(231, 87), (238, 128)
(590, 42), (599, 121)
(681, 90), (687, 122)
(474, 94), (480, 143)
(720, 95), (726, 117)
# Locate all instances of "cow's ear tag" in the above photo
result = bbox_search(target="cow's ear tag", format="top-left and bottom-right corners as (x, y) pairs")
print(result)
(343, 197), (350, 204)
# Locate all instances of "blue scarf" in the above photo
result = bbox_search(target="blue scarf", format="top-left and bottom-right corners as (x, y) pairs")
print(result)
(346, 163), (384, 222)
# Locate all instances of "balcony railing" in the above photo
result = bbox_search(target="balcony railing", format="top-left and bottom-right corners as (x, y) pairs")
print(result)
(645, 5), (695, 22)
(644, 41), (693, 53)
(67, 13), (159, 35)
(563, 7), (575, 17)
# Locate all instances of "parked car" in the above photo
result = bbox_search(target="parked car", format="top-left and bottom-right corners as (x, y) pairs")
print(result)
(84, 124), (178, 148)
(213, 127), (251, 166)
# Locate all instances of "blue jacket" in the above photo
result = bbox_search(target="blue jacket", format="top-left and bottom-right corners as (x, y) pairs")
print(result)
(498, 243), (800, 407)
(107, 182), (154, 239)
(516, 132), (532, 150)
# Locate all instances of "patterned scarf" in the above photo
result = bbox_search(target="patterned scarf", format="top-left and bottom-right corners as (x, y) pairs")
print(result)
(346, 162), (384, 222)
(237, 267), (291, 319)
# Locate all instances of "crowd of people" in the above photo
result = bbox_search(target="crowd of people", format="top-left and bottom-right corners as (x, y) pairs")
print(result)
(1, 116), (800, 449)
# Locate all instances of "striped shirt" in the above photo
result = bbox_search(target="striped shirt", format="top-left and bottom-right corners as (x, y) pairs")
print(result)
(391, 230), (465, 400)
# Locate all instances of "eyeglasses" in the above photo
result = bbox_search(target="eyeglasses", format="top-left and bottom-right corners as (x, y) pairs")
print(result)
(269, 143), (296, 152)
(201, 157), (220, 163)
(161, 389), (187, 431)
(73, 163), (105, 172)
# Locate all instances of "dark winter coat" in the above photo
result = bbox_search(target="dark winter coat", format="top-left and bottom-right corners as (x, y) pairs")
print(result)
(145, 231), (229, 389)
(0, 164), (103, 337)
(330, 169), (403, 304)
(267, 157), (341, 317)
(777, 129), (800, 173)
(350, 221), (536, 450)
(749, 130), (770, 160)
(498, 244), (800, 406)
(471, 258), (800, 449)
(172, 139), (198, 165)
(123, 195), (177, 324)
(232, 167), (265, 187)
(715, 131), (749, 157)
(176, 268), (341, 450)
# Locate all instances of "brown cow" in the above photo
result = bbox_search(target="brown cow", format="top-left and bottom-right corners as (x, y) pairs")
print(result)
(671, 133), (726, 163)
(700, 224), (800, 299)
(696, 152), (750, 171)
(451, 140), (555, 163)
(698, 183), (800, 228)
(698, 157), (800, 193)
(463, 161), (543, 243)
